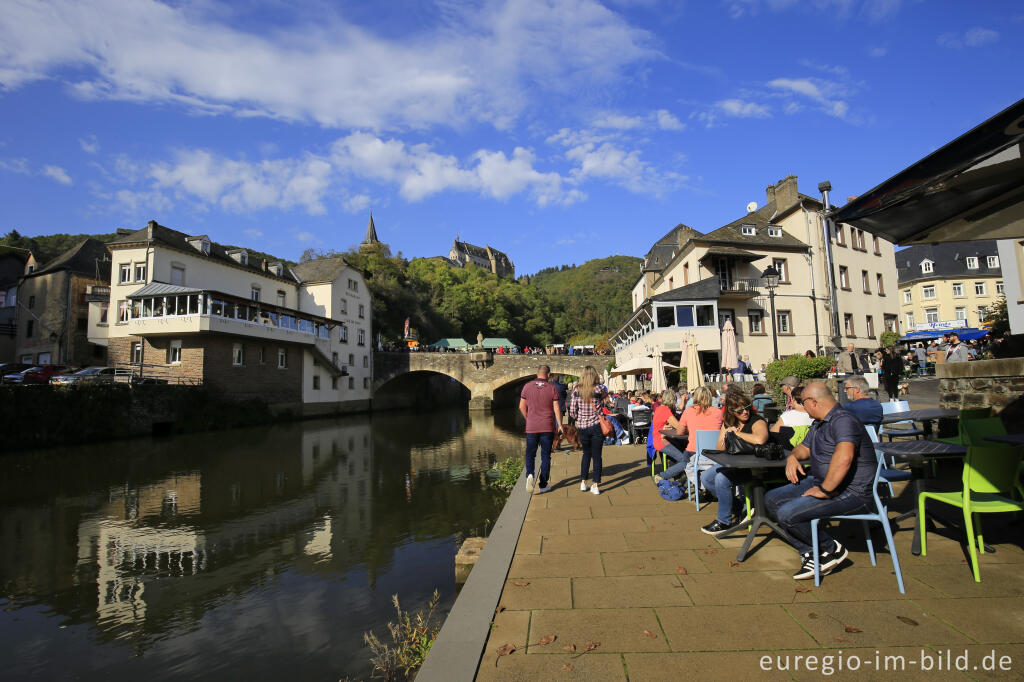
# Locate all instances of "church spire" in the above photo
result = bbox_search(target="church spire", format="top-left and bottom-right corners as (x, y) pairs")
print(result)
(363, 211), (379, 245)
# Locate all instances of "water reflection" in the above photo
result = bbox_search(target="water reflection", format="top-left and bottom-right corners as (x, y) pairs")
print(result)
(0, 408), (524, 680)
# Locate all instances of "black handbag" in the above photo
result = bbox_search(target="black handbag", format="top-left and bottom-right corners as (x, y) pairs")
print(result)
(725, 432), (785, 460)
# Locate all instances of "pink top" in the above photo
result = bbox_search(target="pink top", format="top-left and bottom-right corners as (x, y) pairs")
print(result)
(679, 405), (724, 453)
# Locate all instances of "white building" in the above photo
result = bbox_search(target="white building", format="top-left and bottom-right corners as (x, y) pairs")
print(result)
(88, 220), (373, 415)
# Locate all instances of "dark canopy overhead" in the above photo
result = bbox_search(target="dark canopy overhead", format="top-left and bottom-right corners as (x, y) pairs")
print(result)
(831, 98), (1024, 245)
(698, 247), (764, 263)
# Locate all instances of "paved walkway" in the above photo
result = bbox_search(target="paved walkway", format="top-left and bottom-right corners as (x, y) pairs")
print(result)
(476, 442), (1024, 681)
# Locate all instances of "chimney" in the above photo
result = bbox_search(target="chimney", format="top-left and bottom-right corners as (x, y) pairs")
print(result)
(765, 185), (776, 204)
(262, 258), (268, 272)
(147, 219), (157, 239)
(774, 175), (799, 211)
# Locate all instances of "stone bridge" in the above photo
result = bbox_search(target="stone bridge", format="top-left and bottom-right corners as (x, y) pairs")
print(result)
(373, 352), (600, 410)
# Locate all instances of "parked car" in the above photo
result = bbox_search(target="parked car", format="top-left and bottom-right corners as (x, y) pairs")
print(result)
(50, 366), (119, 385)
(0, 363), (33, 378)
(3, 365), (73, 384)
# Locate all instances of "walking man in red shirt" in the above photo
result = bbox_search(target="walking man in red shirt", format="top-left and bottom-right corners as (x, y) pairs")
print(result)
(520, 365), (564, 494)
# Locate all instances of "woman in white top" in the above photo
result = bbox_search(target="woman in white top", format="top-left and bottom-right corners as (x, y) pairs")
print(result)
(770, 386), (813, 448)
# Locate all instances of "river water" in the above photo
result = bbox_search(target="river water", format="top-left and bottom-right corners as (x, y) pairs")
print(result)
(0, 408), (525, 681)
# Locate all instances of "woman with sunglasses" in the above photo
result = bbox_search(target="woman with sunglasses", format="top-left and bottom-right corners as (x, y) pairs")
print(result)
(699, 391), (769, 537)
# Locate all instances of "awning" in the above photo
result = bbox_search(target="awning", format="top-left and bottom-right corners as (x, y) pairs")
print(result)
(698, 247), (764, 263)
(429, 338), (470, 348)
(128, 282), (203, 298)
(830, 97), (1024, 245)
(609, 356), (652, 377)
(899, 328), (991, 343)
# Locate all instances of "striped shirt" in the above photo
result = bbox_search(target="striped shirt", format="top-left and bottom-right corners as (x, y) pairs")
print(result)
(569, 388), (607, 428)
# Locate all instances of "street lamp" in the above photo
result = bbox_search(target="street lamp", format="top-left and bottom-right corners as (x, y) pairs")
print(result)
(761, 264), (781, 362)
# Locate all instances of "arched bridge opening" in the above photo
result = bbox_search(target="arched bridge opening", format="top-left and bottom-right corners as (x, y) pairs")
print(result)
(373, 370), (471, 411)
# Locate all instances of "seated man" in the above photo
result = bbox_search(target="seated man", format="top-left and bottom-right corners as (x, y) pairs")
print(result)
(841, 376), (882, 429)
(764, 382), (877, 580)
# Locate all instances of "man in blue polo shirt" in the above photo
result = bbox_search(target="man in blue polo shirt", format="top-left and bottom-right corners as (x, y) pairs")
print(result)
(841, 376), (882, 429)
(764, 381), (876, 580)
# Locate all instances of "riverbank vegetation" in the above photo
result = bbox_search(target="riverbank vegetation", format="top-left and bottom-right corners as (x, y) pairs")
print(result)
(364, 591), (441, 681)
(488, 456), (524, 495)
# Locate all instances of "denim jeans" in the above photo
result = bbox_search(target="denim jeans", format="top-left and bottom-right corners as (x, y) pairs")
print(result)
(764, 476), (870, 555)
(578, 423), (604, 484)
(658, 441), (690, 479)
(700, 464), (748, 524)
(524, 431), (554, 488)
(609, 415), (628, 441)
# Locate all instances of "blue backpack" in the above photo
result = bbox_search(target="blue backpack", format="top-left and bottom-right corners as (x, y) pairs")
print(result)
(657, 478), (685, 501)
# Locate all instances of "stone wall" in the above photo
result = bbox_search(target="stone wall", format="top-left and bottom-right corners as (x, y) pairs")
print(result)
(937, 358), (1024, 412)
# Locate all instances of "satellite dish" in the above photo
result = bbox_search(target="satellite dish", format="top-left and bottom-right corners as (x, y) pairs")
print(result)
(746, 201), (757, 213)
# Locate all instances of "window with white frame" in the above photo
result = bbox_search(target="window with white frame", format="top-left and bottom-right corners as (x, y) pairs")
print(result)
(119, 263), (131, 283)
(358, 304), (365, 318)
(748, 310), (763, 334)
(131, 342), (143, 364)
(118, 300), (130, 322)
(839, 266), (849, 289)
(922, 285), (936, 299)
(169, 339), (182, 363)
(277, 348), (287, 369)
(925, 307), (939, 324)
(171, 265), (185, 286)
(777, 310), (791, 334)
(357, 329), (365, 346)
(952, 282), (964, 297)
(347, 353), (354, 365)
(903, 289), (912, 304)
(134, 262), (147, 282)
(866, 315), (875, 338)
(232, 343), (244, 366)
(987, 255), (999, 268)
(339, 324), (348, 342)
(844, 314), (854, 336)
(966, 256), (978, 269)
(347, 279), (358, 292)
(872, 236), (880, 255)
(862, 270), (871, 293)
(741, 225), (755, 236)
(876, 273), (885, 295)
(977, 306), (989, 324)
(921, 259), (933, 274)
(339, 298), (347, 315)
(277, 291), (286, 307)
(772, 258), (788, 282)
(974, 281), (986, 296)
(251, 286), (261, 302)
(99, 301), (108, 324)
(906, 312), (915, 330)
(997, 281), (1005, 295)
(955, 307), (966, 321)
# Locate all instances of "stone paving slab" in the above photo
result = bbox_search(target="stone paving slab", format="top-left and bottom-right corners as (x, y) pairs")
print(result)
(475, 442), (1024, 680)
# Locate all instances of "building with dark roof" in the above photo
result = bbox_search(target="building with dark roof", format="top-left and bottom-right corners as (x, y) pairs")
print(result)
(447, 238), (514, 278)
(614, 175), (900, 377)
(896, 240), (1003, 332)
(0, 246), (36, 361)
(15, 239), (110, 366)
(89, 221), (372, 414)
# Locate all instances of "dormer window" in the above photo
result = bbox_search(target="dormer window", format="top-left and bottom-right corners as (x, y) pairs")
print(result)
(270, 262), (284, 277)
(987, 255), (999, 268)
(965, 256), (978, 269)
(229, 249), (249, 266)
(188, 236), (211, 255)
(921, 260), (934, 274)
(767, 227), (782, 238)
(740, 225), (756, 236)
(240, 252), (248, 266)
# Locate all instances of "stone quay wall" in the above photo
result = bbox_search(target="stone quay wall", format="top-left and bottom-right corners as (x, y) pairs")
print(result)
(938, 358), (1024, 412)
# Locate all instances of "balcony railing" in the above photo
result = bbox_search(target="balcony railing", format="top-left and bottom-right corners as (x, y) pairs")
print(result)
(719, 278), (761, 295)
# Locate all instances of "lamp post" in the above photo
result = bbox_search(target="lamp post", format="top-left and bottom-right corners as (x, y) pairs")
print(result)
(761, 264), (781, 362)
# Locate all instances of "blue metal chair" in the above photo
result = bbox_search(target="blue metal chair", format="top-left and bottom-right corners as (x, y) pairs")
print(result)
(865, 425), (912, 496)
(810, 446), (906, 593)
(687, 430), (721, 510)
(878, 400), (924, 442)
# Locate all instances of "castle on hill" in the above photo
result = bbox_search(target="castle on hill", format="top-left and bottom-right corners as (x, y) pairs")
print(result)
(444, 237), (514, 278)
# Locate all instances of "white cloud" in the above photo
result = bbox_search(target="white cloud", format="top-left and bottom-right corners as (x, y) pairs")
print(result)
(717, 98), (771, 118)
(343, 194), (371, 213)
(0, 158), (30, 175)
(79, 135), (100, 154)
(0, 0), (657, 131)
(938, 27), (999, 49)
(242, 228), (264, 239)
(656, 109), (685, 130)
(593, 113), (646, 130)
(43, 165), (73, 185)
(768, 77), (854, 121)
(725, 0), (901, 20)
(150, 150), (333, 215)
(295, 231), (316, 243)
(331, 132), (581, 206)
(866, 45), (887, 57)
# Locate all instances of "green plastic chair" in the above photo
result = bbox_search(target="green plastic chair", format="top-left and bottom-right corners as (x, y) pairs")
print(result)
(918, 445), (1024, 582)
(937, 408), (996, 446)
(961, 417), (1008, 446)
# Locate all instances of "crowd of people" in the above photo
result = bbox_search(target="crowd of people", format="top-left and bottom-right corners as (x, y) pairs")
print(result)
(518, 363), (892, 582)
(381, 342), (608, 355)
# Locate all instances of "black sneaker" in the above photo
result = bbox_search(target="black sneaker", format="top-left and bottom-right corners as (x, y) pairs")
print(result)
(700, 518), (739, 538)
(793, 552), (815, 580)
(818, 541), (849, 574)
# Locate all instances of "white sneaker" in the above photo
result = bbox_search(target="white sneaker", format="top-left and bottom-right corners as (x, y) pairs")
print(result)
(537, 484), (552, 494)
(619, 437), (630, 445)
(590, 483), (601, 495)
(580, 481), (589, 492)
(526, 474), (535, 493)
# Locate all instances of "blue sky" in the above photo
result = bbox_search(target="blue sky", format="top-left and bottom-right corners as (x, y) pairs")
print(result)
(1, 0), (1021, 275)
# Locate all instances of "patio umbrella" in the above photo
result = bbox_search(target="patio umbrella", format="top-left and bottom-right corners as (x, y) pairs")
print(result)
(650, 350), (667, 396)
(686, 333), (705, 389)
(720, 319), (739, 372)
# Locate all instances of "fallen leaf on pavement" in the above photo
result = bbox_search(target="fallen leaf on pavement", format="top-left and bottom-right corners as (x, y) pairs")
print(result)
(642, 629), (658, 639)
(635, 564), (645, 569)
(584, 641), (600, 652)
(795, 586), (812, 593)
(896, 616), (919, 626)
(728, 560), (739, 567)
(808, 612), (819, 619)
(703, 549), (717, 555)
(495, 643), (515, 666)
(562, 643), (576, 653)
(562, 664), (575, 672)
(676, 566), (687, 575)
(538, 634), (557, 646)
(496, 605), (505, 613)
(833, 637), (851, 643)
(512, 581), (530, 587)
(844, 625), (862, 633)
